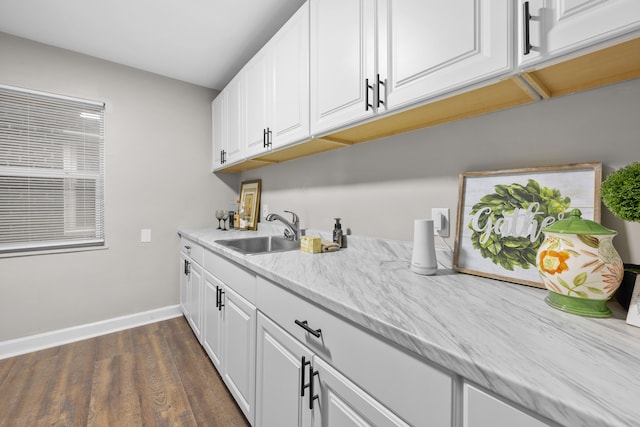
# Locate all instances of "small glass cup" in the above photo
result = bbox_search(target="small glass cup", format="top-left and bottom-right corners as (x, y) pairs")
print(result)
(222, 211), (229, 231)
(215, 210), (224, 229)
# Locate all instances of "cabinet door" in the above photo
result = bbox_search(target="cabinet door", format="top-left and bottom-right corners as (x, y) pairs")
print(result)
(222, 285), (257, 424)
(187, 260), (203, 342)
(203, 271), (224, 370)
(463, 383), (550, 427)
(244, 48), (271, 158)
(225, 73), (244, 164)
(211, 95), (225, 170)
(311, 356), (410, 427)
(256, 313), (313, 427)
(271, 2), (310, 149)
(520, 0), (640, 66)
(379, 0), (512, 110)
(179, 254), (189, 316)
(310, 0), (376, 135)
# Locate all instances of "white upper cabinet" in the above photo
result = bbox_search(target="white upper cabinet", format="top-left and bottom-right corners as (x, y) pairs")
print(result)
(244, 2), (310, 158)
(310, 0), (513, 136)
(225, 74), (244, 165)
(212, 74), (244, 170)
(310, 0), (377, 135)
(271, 2), (310, 149)
(211, 94), (225, 170)
(244, 47), (271, 157)
(379, 0), (513, 110)
(520, 0), (640, 67)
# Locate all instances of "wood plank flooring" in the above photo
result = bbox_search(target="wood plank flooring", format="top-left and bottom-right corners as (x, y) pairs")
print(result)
(0, 316), (249, 427)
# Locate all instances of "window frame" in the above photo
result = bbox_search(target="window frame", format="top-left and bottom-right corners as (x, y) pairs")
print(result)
(0, 84), (105, 255)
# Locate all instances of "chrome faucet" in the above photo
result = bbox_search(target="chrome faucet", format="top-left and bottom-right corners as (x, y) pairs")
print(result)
(266, 210), (300, 241)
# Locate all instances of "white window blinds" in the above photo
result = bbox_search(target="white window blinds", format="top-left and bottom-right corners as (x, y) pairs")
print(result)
(0, 85), (105, 253)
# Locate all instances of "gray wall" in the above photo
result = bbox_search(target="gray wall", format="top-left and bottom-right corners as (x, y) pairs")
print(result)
(0, 33), (239, 341)
(244, 78), (640, 264)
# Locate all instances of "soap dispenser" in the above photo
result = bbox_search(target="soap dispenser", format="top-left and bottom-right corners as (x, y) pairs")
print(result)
(333, 218), (343, 248)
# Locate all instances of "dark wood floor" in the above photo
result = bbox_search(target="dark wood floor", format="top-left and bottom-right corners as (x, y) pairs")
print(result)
(0, 316), (249, 426)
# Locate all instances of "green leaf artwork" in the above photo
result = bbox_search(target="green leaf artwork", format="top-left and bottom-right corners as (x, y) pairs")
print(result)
(467, 179), (571, 271)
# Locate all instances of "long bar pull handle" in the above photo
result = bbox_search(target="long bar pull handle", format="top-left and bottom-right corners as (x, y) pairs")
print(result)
(184, 260), (190, 275)
(308, 364), (319, 410)
(300, 356), (312, 396)
(263, 127), (272, 148)
(295, 320), (322, 338)
(365, 78), (374, 111)
(523, 1), (532, 55)
(218, 288), (225, 311)
(376, 74), (386, 108)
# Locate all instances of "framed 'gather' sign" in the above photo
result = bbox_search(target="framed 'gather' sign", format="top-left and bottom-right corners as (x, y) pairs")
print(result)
(453, 163), (602, 288)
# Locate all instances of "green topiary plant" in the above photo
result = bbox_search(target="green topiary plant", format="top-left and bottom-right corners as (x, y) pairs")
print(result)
(601, 162), (640, 278)
(601, 162), (640, 223)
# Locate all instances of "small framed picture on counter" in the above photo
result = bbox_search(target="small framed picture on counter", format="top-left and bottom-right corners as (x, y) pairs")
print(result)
(239, 179), (261, 231)
(453, 163), (602, 288)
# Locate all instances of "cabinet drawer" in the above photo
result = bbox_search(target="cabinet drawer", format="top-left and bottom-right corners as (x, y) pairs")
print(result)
(204, 250), (256, 304)
(180, 237), (203, 265)
(463, 382), (550, 427)
(257, 276), (454, 427)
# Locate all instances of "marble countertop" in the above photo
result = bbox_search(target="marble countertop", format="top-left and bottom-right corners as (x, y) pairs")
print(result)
(179, 225), (640, 427)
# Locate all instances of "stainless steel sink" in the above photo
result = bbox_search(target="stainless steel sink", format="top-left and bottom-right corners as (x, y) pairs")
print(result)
(215, 235), (300, 255)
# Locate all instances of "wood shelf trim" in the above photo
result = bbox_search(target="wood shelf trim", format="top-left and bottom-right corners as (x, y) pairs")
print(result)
(522, 37), (640, 99)
(325, 76), (538, 144)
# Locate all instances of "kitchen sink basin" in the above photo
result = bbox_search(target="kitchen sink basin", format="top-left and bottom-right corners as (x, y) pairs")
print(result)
(215, 235), (300, 255)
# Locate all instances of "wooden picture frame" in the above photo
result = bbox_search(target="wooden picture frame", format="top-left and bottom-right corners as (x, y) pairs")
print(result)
(453, 163), (602, 288)
(239, 179), (261, 231)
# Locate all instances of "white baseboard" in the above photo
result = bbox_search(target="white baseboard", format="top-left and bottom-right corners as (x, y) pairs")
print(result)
(0, 305), (183, 360)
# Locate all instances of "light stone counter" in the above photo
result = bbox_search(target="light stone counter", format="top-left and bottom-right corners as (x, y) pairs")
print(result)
(179, 225), (640, 427)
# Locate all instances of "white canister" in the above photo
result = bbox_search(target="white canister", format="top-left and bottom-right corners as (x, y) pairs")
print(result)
(411, 219), (437, 275)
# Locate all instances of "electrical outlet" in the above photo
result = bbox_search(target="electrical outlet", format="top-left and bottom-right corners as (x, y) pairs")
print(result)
(262, 203), (269, 218)
(140, 229), (152, 243)
(431, 208), (450, 237)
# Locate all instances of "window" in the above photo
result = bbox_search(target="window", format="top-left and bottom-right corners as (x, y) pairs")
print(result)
(0, 85), (105, 254)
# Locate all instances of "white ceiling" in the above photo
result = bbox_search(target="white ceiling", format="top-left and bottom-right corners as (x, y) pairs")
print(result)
(0, 0), (306, 90)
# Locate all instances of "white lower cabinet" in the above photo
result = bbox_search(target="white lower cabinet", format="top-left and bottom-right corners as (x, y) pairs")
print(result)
(203, 271), (223, 368)
(179, 252), (189, 315)
(256, 276), (454, 427)
(222, 285), (256, 421)
(179, 238), (203, 342)
(186, 260), (203, 341)
(202, 250), (257, 425)
(311, 355), (411, 427)
(256, 312), (408, 427)
(256, 312), (313, 427)
(463, 383), (550, 427)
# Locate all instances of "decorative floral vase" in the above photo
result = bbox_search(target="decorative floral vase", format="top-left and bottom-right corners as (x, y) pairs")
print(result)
(537, 209), (624, 318)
